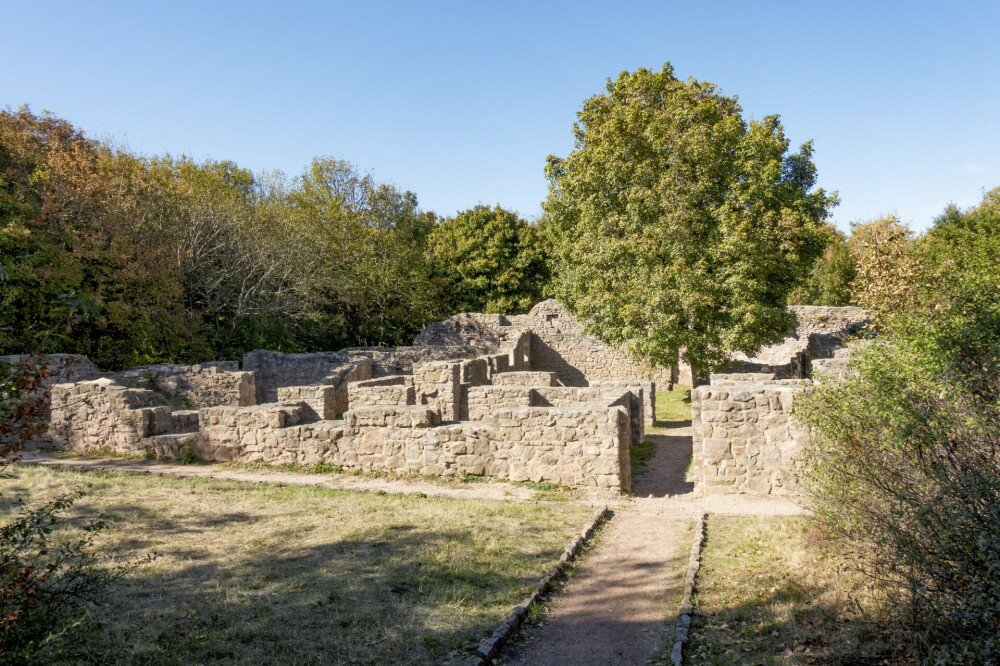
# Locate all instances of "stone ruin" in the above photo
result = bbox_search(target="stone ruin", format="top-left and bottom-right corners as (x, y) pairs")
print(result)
(4, 301), (869, 496)
(10, 301), (670, 493)
(690, 305), (870, 496)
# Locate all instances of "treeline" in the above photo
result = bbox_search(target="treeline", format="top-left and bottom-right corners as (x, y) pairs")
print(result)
(0, 108), (546, 369)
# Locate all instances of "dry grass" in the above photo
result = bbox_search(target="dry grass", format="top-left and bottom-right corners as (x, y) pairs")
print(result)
(688, 516), (911, 665)
(2, 465), (593, 664)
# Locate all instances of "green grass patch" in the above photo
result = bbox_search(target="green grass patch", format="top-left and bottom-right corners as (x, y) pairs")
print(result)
(3, 465), (592, 665)
(656, 388), (691, 423)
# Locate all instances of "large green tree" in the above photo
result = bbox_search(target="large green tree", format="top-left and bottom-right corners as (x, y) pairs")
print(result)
(428, 205), (549, 314)
(543, 63), (837, 374)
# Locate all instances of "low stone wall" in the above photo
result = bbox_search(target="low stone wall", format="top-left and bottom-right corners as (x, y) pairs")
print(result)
(348, 376), (415, 409)
(276, 385), (337, 420)
(345, 345), (480, 377)
(413, 361), (462, 422)
(242, 350), (373, 404)
(492, 371), (559, 387)
(191, 396), (632, 490)
(466, 386), (535, 421)
(49, 378), (174, 455)
(115, 363), (255, 408)
(691, 382), (808, 495)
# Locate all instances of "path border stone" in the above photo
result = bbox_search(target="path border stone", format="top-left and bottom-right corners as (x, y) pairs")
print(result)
(467, 505), (611, 665)
(670, 512), (707, 665)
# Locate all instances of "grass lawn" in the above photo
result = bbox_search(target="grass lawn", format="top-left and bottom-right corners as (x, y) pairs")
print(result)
(656, 388), (691, 424)
(2, 465), (593, 664)
(688, 516), (910, 665)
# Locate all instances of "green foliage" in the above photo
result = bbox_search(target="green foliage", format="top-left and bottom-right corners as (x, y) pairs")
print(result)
(0, 109), (467, 367)
(428, 205), (549, 314)
(543, 62), (836, 375)
(797, 189), (1000, 661)
(789, 225), (855, 305)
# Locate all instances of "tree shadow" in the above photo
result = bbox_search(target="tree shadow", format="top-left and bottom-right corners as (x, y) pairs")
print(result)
(57, 507), (566, 665)
(686, 579), (912, 665)
(633, 425), (695, 498)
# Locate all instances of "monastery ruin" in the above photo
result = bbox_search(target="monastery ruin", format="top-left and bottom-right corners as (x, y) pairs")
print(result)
(4, 301), (868, 495)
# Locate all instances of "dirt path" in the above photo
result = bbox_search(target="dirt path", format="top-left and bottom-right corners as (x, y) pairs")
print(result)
(17, 452), (556, 504)
(499, 422), (803, 665)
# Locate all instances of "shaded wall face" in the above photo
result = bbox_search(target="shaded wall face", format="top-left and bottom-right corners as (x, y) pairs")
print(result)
(528, 333), (671, 390)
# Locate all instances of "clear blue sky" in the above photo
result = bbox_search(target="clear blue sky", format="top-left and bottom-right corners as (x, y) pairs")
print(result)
(3, 1), (998, 231)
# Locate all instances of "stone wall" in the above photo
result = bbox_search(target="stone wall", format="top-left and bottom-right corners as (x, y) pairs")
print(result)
(345, 346), (481, 377)
(276, 385), (337, 420)
(492, 371), (559, 387)
(348, 376), (416, 409)
(691, 311), (869, 497)
(242, 350), (373, 404)
(412, 361), (462, 422)
(416, 300), (672, 390)
(115, 363), (255, 408)
(725, 305), (870, 379)
(691, 381), (809, 495)
(190, 392), (634, 490)
(49, 378), (175, 455)
(466, 386), (535, 421)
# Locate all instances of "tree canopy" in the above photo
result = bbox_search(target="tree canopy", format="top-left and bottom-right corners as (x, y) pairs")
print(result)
(543, 62), (837, 374)
(428, 205), (549, 314)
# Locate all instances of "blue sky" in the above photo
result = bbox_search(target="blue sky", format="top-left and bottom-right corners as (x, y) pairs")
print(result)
(2, 1), (998, 231)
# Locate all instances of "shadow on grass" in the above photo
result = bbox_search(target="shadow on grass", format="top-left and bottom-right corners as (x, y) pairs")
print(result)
(66, 509), (562, 665)
(686, 582), (912, 665)
(686, 517), (918, 665)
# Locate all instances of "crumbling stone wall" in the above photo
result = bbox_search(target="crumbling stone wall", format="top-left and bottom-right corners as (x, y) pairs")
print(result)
(412, 361), (462, 422)
(276, 385), (337, 420)
(115, 363), (255, 408)
(416, 300), (671, 391)
(492, 371), (559, 387)
(691, 312), (868, 496)
(348, 376), (416, 409)
(49, 378), (176, 455)
(192, 393), (633, 490)
(242, 350), (373, 404)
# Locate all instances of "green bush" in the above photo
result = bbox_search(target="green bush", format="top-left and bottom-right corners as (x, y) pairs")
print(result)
(0, 488), (151, 664)
(797, 191), (1000, 661)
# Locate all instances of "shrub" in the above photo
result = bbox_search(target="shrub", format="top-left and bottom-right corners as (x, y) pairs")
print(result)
(0, 488), (151, 664)
(797, 295), (999, 661)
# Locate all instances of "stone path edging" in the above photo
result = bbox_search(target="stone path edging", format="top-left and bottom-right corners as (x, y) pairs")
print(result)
(670, 512), (707, 665)
(468, 505), (611, 665)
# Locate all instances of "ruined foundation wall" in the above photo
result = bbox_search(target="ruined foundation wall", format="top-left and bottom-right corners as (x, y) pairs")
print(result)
(115, 363), (256, 408)
(193, 398), (632, 490)
(242, 350), (372, 404)
(691, 382), (809, 496)
(49, 379), (176, 455)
